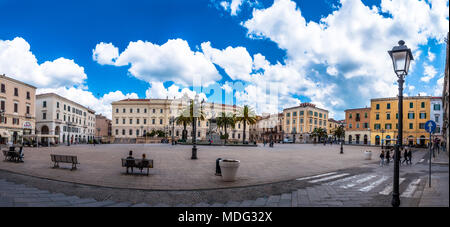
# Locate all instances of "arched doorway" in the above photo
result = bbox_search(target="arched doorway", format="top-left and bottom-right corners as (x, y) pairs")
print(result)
(12, 132), (18, 144)
(356, 134), (360, 144)
(41, 125), (49, 145)
(386, 135), (391, 145)
(54, 126), (60, 144)
(420, 136), (426, 147)
(408, 136), (414, 146)
(364, 135), (368, 144)
(348, 135), (352, 144)
(375, 135), (380, 145)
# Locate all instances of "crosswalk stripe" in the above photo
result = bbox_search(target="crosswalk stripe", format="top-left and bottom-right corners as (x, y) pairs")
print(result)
(340, 175), (377, 189)
(308, 173), (350, 183)
(379, 178), (406, 195)
(323, 174), (363, 186)
(358, 176), (389, 192)
(401, 179), (421, 198)
(419, 159), (424, 163)
(296, 172), (337, 181)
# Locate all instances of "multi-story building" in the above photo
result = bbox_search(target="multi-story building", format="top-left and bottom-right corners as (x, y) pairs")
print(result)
(35, 93), (96, 145)
(283, 103), (329, 143)
(442, 32), (449, 151)
(430, 97), (444, 141)
(95, 114), (112, 139)
(111, 97), (250, 143)
(0, 74), (36, 144)
(327, 118), (341, 140)
(251, 113), (284, 143)
(370, 96), (431, 147)
(344, 108), (371, 145)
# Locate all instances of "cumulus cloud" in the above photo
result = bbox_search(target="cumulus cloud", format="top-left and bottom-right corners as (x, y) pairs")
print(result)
(37, 87), (138, 119)
(427, 48), (436, 62)
(93, 39), (221, 87)
(0, 37), (87, 88)
(219, 0), (244, 16)
(421, 63), (438, 82)
(145, 82), (208, 102)
(240, 0), (448, 118)
(92, 42), (119, 65)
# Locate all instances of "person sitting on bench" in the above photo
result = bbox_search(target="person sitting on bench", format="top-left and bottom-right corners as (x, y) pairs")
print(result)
(139, 153), (149, 172)
(125, 150), (135, 174)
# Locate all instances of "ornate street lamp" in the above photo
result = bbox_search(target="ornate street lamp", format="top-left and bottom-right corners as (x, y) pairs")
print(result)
(67, 122), (72, 146)
(170, 116), (175, 145)
(340, 124), (344, 154)
(381, 129), (385, 149)
(388, 40), (413, 207)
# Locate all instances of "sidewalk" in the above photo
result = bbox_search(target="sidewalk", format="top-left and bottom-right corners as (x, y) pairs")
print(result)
(419, 151), (449, 207)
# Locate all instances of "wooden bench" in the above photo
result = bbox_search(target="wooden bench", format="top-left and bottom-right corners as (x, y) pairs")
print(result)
(51, 154), (79, 170)
(121, 158), (153, 176)
(2, 150), (23, 162)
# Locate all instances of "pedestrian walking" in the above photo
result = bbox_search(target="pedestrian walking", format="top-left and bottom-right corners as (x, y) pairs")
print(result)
(385, 150), (390, 166)
(380, 150), (385, 167)
(402, 148), (408, 165)
(263, 139), (266, 147)
(408, 149), (412, 165)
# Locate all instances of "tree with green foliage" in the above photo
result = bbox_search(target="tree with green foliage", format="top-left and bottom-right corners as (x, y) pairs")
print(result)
(236, 105), (257, 144)
(216, 112), (236, 144)
(311, 127), (328, 142)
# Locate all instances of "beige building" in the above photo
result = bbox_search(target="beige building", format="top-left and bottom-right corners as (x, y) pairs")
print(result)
(283, 103), (329, 143)
(327, 118), (341, 140)
(111, 96), (250, 143)
(345, 107), (371, 145)
(95, 114), (112, 140)
(36, 93), (96, 145)
(0, 74), (36, 144)
(250, 113), (284, 143)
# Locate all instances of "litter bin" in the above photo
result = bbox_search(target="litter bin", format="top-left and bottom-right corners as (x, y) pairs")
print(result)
(215, 158), (222, 176)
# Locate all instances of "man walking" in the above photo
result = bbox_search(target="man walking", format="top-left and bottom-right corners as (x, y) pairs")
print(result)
(380, 150), (385, 167)
(385, 149), (390, 166)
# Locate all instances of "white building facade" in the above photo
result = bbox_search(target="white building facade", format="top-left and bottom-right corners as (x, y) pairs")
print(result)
(35, 93), (96, 145)
(430, 97), (444, 140)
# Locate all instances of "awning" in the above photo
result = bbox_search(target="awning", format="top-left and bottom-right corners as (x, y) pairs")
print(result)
(0, 129), (10, 137)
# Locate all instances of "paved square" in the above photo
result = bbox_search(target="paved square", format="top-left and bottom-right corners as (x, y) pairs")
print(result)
(0, 144), (380, 190)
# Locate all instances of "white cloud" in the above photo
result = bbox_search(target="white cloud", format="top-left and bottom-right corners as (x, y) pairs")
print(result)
(240, 0), (448, 118)
(92, 42), (119, 65)
(421, 63), (438, 82)
(221, 83), (233, 93)
(0, 37), (87, 88)
(433, 75), (444, 96)
(37, 87), (138, 119)
(145, 82), (208, 102)
(95, 39), (221, 87)
(201, 41), (254, 81)
(427, 48), (436, 62)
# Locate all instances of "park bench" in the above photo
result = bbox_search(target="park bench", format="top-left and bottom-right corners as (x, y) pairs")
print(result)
(2, 148), (23, 162)
(121, 158), (153, 176)
(51, 154), (79, 170)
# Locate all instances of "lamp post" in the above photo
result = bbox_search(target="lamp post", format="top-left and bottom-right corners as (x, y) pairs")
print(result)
(140, 126), (143, 144)
(388, 40), (413, 207)
(67, 122), (72, 146)
(340, 124), (344, 154)
(381, 129), (385, 149)
(171, 116), (175, 145)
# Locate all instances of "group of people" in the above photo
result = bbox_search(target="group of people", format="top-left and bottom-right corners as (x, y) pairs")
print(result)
(125, 150), (149, 173)
(430, 138), (446, 158)
(263, 139), (275, 147)
(379, 147), (412, 167)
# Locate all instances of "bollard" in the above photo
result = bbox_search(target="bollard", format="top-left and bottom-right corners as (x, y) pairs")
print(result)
(215, 158), (222, 176)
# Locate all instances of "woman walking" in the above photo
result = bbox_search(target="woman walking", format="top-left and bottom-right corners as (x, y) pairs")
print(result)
(402, 148), (408, 165)
(385, 149), (391, 166)
(380, 150), (385, 167)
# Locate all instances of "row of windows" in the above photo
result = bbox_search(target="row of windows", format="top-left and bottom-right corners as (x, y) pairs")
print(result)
(348, 123), (369, 129)
(286, 111), (326, 119)
(286, 118), (327, 126)
(43, 100), (89, 117)
(0, 117), (21, 125)
(0, 100), (31, 115)
(374, 102), (439, 110)
(0, 83), (31, 100)
(373, 123), (441, 131)
(115, 108), (164, 114)
(348, 112), (368, 120)
(374, 112), (429, 120)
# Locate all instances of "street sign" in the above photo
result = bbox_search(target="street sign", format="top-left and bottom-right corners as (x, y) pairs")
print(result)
(424, 120), (436, 133)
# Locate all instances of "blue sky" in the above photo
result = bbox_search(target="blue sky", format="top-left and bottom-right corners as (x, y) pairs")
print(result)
(0, 0), (448, 119)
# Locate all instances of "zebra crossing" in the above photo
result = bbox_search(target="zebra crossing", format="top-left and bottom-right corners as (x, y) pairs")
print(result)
(296, 171), (423, 198)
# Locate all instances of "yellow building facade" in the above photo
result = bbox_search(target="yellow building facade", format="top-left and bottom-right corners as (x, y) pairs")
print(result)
(370, 96), (431, 147)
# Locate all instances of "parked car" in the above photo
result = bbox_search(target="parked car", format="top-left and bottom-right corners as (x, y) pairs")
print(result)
(283, 138), (294, 144)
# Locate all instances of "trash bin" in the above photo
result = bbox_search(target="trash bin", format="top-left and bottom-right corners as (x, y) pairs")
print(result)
(215, 158), (222, 176)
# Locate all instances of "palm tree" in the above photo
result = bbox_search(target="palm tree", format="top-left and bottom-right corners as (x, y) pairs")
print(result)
(175, 110), (192, 141)
(332, 126), (345, 143)
(187, 99), (205, 142)
(216, 112), (236, 144)
(311, 127), (327, 143)
(236, 105), (257, 144)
